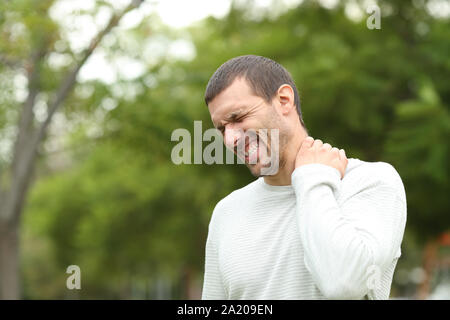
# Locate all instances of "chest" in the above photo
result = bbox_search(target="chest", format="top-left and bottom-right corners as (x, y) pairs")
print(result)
(217, 198), (312, 298)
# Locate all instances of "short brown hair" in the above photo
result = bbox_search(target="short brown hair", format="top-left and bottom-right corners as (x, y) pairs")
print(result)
(204, 55), (305, 127)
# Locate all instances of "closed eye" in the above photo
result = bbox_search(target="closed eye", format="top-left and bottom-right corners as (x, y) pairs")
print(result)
(217, 125), (225, 134)
(216, 114), (246, 134)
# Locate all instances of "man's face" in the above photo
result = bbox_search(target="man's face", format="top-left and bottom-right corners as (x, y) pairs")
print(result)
(208, 77), (289, 177)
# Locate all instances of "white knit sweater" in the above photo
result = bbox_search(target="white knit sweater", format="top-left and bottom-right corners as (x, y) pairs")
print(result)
(201, 158), (407, 300)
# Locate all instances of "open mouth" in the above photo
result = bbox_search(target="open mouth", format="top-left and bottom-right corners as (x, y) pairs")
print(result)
(244, 139), (259, 163)
(244, 139), (256, 155)
(234, 134), (267, 165)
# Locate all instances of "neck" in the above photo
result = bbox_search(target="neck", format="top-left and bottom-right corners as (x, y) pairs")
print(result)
(263, 125), (307, 186)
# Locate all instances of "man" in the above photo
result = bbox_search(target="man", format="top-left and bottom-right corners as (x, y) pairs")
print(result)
(201, 55), (407, 299)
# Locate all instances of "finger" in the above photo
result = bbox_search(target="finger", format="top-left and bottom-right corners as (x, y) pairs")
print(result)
(301, 136), (314, 149)
(331, 147), (340, 157)
(339, 149), (346, 159)
(322, 143), (332, 151)
(313, 139), (323, 149)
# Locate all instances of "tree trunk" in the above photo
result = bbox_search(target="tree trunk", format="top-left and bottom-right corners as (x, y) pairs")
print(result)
(0, 134), (37, 299)
(0, 221), (20, 300)
(0, 0), (143, 300)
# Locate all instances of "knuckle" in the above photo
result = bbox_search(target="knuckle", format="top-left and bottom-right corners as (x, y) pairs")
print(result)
(313, 140), (323, 148)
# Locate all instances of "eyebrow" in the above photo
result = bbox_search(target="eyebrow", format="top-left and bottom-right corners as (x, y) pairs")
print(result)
(215, 109), (243, 132)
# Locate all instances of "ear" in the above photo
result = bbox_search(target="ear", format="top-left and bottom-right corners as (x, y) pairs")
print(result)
(275, 84), (295, 115)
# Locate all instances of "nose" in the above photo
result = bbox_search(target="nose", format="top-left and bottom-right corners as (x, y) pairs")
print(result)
(224, 125), (243, 150)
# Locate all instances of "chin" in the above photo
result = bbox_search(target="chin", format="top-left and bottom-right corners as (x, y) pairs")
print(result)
(247, 162), (280, 177)
(248, 166), (262, 178)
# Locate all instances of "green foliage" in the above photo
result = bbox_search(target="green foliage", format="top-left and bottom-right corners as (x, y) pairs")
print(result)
(384, 80), (449, 241)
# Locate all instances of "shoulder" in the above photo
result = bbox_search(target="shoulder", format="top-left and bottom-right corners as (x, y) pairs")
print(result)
(344, 158), (406, 203)
(345, 158), (402, 183)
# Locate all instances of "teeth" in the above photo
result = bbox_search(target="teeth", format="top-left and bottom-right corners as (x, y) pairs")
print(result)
(245, 144), (258, 157)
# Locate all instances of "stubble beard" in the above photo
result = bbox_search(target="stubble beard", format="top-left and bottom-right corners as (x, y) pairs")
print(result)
(248, 133), (288, 178)
(247, 111), (290, 178)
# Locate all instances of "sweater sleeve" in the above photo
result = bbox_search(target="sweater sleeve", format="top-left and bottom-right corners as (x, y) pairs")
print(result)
(201, 208), (227, 300)
(291, 163), (407, 299)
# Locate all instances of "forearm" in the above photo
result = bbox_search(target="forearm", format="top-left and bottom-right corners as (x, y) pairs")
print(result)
(291, 164), (404, 299)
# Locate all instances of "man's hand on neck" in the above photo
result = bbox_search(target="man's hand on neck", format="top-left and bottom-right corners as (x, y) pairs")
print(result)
(295, 136), (348, 179)
(263, 132), (307, 186)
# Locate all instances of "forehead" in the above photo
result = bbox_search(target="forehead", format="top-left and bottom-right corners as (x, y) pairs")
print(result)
(208, 77), (262, 123)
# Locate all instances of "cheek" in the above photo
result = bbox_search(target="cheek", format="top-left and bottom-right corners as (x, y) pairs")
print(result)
(246, 116), (271, 131)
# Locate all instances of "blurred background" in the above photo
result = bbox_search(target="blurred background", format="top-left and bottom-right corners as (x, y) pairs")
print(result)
(0, 0), (449, 300)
